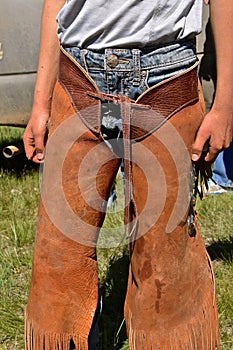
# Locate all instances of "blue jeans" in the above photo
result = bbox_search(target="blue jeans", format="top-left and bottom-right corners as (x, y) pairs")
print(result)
(66, 41), (197, 100)
(212, 142), (233, 188)
(65, 41), (198, 349)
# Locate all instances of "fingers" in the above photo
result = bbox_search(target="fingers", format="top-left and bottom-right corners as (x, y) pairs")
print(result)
(192, 106), (233, 163)
(23, 133), (35, 160)
(203, 145), (219, 162)
(23, 122), (47, 163)
(33, 132), (46, 162)
(192, 134), (222, 163)
(192, 134), (232, 163)
(192, 127), (232, 163)
(191, 131), (210, 162)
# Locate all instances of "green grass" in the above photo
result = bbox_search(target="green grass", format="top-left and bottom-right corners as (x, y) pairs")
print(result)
(196, 196), (233, 350)
(0, 127), (39, 350)
(0, 126), (232, 350)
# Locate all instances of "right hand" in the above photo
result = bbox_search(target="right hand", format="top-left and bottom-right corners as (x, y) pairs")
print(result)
(23, 106), (49, 163)
(22, 0), (65, 163)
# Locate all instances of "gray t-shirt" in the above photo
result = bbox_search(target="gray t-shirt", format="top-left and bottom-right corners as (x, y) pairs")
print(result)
(57, 0), (203, 49)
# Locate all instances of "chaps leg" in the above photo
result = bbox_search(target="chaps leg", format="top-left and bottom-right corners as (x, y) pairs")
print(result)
(25, 81), (121, 350)
(125, 97), (220, 349)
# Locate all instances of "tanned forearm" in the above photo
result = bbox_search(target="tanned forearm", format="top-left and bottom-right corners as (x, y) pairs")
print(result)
(210, 0), (233, 114)
(33, 0), (66, 111)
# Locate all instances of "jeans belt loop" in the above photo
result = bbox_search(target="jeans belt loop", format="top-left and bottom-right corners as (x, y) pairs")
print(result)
(80, 49), (89, 73)
(132, 49), (141, 86)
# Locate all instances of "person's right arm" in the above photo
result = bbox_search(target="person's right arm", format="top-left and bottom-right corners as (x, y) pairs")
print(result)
(23, 0), (66, 163)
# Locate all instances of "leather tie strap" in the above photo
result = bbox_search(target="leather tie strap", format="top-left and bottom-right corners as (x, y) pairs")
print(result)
(86, 91), (140, 237)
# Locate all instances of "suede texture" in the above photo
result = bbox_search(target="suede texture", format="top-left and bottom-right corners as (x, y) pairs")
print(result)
(25, 48), (220, 350)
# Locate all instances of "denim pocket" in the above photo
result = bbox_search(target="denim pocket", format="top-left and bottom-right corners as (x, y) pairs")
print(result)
(143, 56), (197, 88)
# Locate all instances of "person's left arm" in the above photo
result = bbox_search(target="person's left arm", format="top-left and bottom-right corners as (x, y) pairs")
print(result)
(192, 0), (233, 163)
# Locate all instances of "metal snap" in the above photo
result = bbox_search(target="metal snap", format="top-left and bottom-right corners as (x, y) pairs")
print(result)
(106, 54), (119, 68)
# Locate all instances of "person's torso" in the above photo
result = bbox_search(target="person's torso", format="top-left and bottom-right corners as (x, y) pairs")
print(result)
(57, 0), (203, 49)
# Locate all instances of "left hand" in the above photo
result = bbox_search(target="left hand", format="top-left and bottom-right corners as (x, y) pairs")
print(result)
(192, 104), (233, 163)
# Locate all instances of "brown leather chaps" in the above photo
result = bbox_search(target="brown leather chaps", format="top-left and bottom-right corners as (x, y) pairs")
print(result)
(25, 48), (220, 349)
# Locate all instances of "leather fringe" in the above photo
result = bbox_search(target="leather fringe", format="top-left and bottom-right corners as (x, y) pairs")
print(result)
(25, 311), (88, 350)
(128, 299), (220, 350)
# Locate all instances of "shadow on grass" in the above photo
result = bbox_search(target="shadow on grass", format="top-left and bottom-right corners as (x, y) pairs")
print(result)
(207, 236), (233, 262)
(0, 138), (39, 174)
(98, 252), (129, 350)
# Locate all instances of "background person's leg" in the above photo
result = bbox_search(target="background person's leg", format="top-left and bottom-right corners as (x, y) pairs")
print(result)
(212, 142), (233, 190)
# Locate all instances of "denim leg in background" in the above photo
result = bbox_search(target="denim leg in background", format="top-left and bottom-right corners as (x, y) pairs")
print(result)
(65, 41), (198, 349)
(212, 142), (233, 189)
